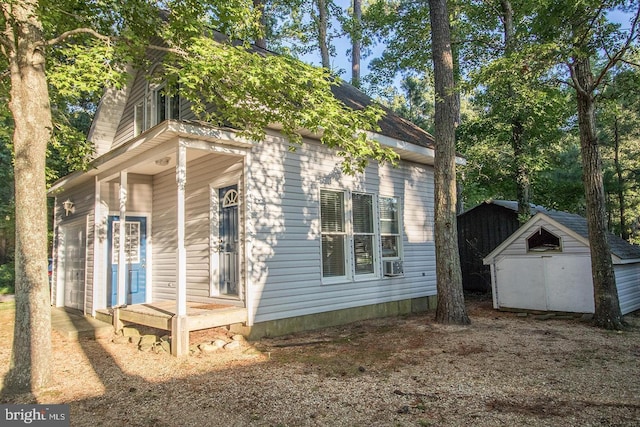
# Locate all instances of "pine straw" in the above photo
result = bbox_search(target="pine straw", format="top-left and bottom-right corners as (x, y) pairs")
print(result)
(1, 296), (640, 426)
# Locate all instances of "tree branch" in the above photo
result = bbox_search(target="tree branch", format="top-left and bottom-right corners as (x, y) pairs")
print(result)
(592, 4), (640, 90)
(566, 60), (588, 97)
(46, 27), (111, 46)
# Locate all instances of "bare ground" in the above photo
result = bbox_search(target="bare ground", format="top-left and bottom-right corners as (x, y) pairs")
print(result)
(1, 295), (639, 426)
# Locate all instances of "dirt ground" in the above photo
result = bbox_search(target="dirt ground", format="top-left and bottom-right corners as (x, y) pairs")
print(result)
(1, 295), (639, 426)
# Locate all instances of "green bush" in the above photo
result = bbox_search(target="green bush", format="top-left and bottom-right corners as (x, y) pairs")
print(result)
(0, 262), (15, 294)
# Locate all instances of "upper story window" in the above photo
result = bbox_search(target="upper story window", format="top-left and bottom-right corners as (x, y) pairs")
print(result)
(320, 189), (403, 283)
(527, 227), (561, 252)
(134, 80), (180, 137)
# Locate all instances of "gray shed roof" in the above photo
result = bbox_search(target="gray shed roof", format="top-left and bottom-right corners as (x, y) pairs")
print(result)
(543, 210), (640, 261)
(475, 200), (640, 262)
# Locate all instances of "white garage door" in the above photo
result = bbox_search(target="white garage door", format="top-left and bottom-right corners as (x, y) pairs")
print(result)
(60, 221), (87, 311)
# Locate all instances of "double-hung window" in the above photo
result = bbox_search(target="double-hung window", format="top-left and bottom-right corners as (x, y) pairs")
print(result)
(380, 197), (401, 260)
(133, 81), (180, 137)
(321, 189), (401, 282)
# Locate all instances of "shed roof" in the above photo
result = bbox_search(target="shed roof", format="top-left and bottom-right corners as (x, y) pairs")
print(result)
(483, 210), (640, 264)
(460, 199), (549, 217)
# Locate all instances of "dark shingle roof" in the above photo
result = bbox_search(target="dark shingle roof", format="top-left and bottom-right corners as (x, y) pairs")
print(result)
(470, 200), (640, 261)
(544, 210), (640, 261)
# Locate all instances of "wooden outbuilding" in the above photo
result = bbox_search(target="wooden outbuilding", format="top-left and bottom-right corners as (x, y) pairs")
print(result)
(457, 200), (547, 292)
(483, 211), (640, 314)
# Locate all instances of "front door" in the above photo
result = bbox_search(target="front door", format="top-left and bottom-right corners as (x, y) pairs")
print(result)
(219, 185), (239, 296)
(108, 216), (147, 306)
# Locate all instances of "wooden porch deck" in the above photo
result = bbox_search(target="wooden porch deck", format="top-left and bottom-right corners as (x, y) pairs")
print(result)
(96, 301), (248, 332)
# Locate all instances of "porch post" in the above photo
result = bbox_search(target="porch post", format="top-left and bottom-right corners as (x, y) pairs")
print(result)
(172, 142), (189, 356)
(117, 171), (128, 307)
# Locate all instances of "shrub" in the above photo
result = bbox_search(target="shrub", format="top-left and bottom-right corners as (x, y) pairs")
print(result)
(0, 262), (15, 294)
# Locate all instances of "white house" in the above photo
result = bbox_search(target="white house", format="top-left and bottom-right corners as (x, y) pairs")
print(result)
(48, 45), (446, 355)
(483, 210), (640, 315)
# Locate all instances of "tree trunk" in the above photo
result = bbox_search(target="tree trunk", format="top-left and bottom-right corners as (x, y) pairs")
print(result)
(500, 0), (530, 223)
(613, 116), (628, 240)
(316, 0), (331, 69)
(253, 0), (267, 49)
(351, 0), (362, 88)
(573, 55), (624, 329)
(428, 0), (470, 325)
(3, 0), (52, 392)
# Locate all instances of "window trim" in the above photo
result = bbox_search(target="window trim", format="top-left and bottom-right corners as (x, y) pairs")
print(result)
(320, 189), (402, 284)
(134, 79), (180, 136)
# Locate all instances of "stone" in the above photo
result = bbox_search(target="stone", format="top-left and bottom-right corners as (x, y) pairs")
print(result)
(224, 340), (242, 351)
(122, 327), (141, 337)
(533, 314), (554, 321)
(231, 334), (246, 342)
(129, 336), (142, 346)
(581, 313), (594, 321)
(112, 335), (129, 345)
(139, 334), (157, 346)
(199, 343), (220, 353)
(213, 339), (228, 349)
(516, 313), (528, 317)
(160, 340), (171, 353)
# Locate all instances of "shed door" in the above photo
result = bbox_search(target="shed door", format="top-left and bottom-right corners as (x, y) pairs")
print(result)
(496, 255), (594, 313)
(108, 216), (147, 306)
(218, 185), (239, 296)
(61, 222), (86, 311)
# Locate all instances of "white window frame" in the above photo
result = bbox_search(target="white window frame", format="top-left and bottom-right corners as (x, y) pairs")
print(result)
(379, 196), (403, 261)
(134, 80), (180, 136)
(320, 189), (393, 284)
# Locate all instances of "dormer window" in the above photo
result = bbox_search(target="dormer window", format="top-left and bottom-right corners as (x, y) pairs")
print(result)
(133, 80), (180, 137)
(527, 227), (561, 252)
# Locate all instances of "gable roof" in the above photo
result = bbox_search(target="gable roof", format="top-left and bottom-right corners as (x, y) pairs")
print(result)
(484, 210), (640, 264)
(460, 199), (550, 217)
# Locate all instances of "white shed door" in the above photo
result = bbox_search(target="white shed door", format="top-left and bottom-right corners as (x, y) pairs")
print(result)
(61, 222), (86, 311)
(496, 257), (547, 311)
(496, 255), (594, 313)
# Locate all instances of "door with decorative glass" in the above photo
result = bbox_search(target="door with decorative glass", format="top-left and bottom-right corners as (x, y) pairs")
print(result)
(107, 216), (147, 306)
(218, 185), (239, 296)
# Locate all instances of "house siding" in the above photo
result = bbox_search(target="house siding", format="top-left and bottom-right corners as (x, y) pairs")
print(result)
(152, 152), (244, 302)
(52, 184), (95, 313)
(615, 263), (640, 315)
(500, 219), (590, 256)
(246, 134), (436, 324)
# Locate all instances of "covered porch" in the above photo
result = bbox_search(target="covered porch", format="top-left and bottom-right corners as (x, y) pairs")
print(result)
(96, 301), (248, 353)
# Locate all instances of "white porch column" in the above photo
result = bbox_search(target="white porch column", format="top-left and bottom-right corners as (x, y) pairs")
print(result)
(117, 171), (128, 307)
(172, 142), (189, 356)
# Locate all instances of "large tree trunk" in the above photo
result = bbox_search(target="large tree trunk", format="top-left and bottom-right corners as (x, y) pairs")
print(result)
(428, 0), (469, 325)
(3, 0), (52, 392)
(573, 56), (624, 329)
(315, 0), (331, 69)
(253, 0), (267, 49)
(351, 0), (362, 88)
(500, 0), (530, 223)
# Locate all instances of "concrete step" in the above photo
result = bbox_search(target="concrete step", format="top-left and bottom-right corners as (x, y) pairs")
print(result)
(51, 307), (114, 340)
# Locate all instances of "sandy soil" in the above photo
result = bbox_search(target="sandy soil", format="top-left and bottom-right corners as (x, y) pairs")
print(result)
(1, 295), (639, 426)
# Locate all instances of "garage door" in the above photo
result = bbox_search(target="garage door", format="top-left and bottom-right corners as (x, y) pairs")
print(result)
(60, 221), (87, 311)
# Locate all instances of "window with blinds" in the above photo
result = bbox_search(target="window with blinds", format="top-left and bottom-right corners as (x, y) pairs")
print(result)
(320, 189), (401, 282)
(321, 190), (346, 278)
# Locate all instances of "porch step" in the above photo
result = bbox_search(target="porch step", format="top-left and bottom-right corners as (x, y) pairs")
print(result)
(51, 307), (113, 340)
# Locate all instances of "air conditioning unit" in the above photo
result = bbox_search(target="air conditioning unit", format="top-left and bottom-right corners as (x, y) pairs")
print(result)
(383, 260), (403, 277)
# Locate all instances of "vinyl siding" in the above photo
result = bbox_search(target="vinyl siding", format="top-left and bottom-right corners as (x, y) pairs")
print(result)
(152, 153), (244, 302)
(615, 263), (640, 315)
(246, 135), (436, 324)
(501, 219), (590, 256)
(52, 184), (94, 313)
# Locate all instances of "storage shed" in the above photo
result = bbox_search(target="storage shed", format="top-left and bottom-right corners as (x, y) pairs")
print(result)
(457, 200), (548, 292)
(483, 210), (640, 314)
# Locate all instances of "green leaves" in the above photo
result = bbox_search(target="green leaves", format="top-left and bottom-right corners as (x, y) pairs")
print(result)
(168, 36), (396, 173)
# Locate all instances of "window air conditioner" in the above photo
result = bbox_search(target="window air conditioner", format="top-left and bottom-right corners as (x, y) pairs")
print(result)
(383, 260), (403, 277)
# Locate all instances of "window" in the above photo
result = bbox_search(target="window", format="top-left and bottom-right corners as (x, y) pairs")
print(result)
(527, 227), (561, 252)
(320, 189), (402, 282)
(380, 197), (401, 259)
(320, 190), (347, 279)
(134, 81), (180, 137)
